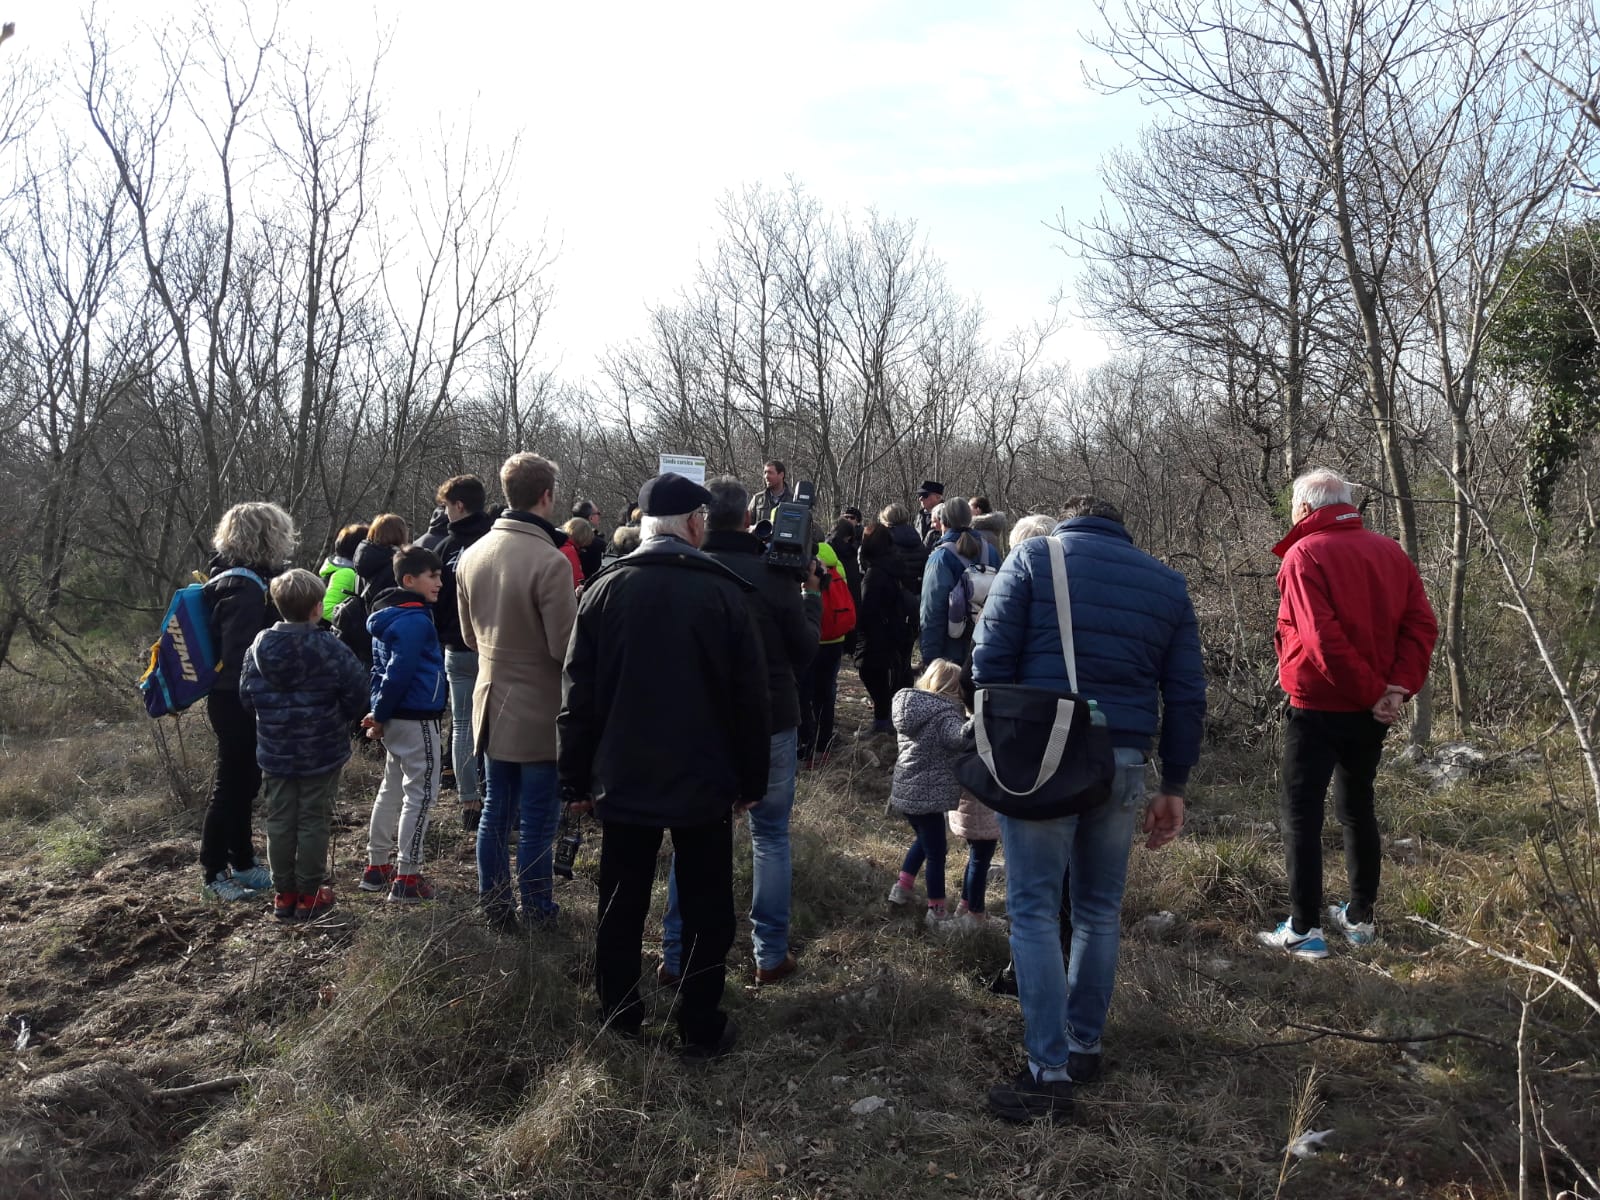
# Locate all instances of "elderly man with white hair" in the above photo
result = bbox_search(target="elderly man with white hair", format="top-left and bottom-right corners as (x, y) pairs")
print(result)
(1259, 468), (1438, 959)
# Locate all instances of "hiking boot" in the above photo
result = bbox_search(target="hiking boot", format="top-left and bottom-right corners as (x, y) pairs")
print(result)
(272, 892), (299, 922)
(358, 863), (397, 892)
(462, 803), (482, 833)
(680, 1017), (739, 1063)
(1257, 920), (1329, 960)
(203, 875), (256, 902)
(754, 952), (799, 986)
(484, 905), (519, 935)
(887, 882), (914, 906)
(440, 765), (458, 793)
(298, 886), (336, 920)
(1326, 902), (1376, 947)
(1066, 1051), (1101, 1085)
(231, 862), (272, 892)
(987, 1066), (1074, 1124)
(388, 874), (435, 903)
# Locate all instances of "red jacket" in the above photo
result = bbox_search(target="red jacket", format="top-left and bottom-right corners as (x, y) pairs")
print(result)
(1273, 504), (1438, 711)
(559, 540), (584, 587)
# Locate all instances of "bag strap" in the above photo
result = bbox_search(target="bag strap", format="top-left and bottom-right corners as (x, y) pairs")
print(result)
(1045, 536), (1078, 694)
(973, 690), (1079, 796)
(214, 566), (266, 593)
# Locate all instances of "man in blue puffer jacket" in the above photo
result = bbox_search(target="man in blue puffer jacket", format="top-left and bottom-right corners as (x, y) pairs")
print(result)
(972, 496), (1205, 1124)
(360, 544), (448, 903)
(239, 569), (370, 921)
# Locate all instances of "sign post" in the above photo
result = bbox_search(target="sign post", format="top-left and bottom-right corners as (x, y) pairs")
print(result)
(658, 454), (706, 485)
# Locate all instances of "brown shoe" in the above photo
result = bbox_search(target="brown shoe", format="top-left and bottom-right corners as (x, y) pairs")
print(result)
(754, 952), (799, 985)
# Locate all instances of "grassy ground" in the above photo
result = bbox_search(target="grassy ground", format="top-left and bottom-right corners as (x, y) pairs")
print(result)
(0, 668), (1596, 1199)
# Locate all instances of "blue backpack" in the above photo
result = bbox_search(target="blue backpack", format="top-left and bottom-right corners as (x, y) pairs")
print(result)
(139, 568), (265, 717)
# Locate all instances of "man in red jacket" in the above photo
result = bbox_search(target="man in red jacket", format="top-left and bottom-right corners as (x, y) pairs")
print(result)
(1259, 469), (1438, 959)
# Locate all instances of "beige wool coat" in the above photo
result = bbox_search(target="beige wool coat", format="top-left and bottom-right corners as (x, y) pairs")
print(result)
(455, 514), (578, 763)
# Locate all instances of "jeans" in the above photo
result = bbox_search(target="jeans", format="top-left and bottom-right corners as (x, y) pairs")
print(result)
(1280, 707), (1389, 930)
(597, 817), (734, 1046)
(900, 811), (949, 902)
(664, 728), (798, 972)
(478, 758), (560, 918)
(444, 649), (482, 809)
(200, 689), (261, 882)
(999, 746), (1146, 1069)
(798, 642), (846, 760)
(961, 838), (997, 913)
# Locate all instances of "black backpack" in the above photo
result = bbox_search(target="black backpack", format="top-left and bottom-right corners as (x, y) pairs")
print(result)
(331, 586), (373, 665)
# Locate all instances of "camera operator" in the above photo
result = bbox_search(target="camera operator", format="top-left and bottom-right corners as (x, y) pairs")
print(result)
(660, 476), (822, 986)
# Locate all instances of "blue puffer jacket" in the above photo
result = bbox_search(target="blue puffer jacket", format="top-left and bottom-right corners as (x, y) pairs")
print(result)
(239, 623), (370, 777)
(367, 589), (447, 723)
(971, 517), (1206, 792)
(919, 529), (1001, 666)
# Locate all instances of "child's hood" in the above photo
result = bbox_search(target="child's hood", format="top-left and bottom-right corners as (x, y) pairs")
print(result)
(367, 588), (433, 636)
(892, 687), (962, 736)
(250, 624), (339, 689)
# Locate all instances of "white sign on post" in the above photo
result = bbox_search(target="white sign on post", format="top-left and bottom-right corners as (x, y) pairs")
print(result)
(658, 454), (706, 485)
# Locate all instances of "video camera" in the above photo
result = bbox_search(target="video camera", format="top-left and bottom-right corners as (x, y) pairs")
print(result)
(763, 479), (816, 580)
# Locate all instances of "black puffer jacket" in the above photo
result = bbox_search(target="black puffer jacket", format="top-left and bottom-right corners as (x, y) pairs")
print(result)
(239, 623), (370, 776)
(558, 535), (771, 825)
(203, 557), (279, 691)
(353, 539), (397, 597)
(702, 529), (821, 734)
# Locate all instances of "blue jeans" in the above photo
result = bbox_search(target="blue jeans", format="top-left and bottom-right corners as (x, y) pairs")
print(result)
(899, 811), (949, 902)
(962, 838), (997, 912)
(478, 758), (560, 918)
(444, 649), (482, 809)
(998, 747), (1146, 1069)
(664, 728), (798, 972)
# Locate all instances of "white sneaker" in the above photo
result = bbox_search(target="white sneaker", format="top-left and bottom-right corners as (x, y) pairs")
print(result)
(1326, 903), (1376, 946)
(1256, 920), (1329, 959)
(924, 907), (957, 932)
(887, 882), (913, 906)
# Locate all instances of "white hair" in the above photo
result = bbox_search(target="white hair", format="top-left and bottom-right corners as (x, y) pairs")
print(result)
(1009, 514), (1055, 544)
(640, 513), (696, 542)
(1292, 469), (1353, 513)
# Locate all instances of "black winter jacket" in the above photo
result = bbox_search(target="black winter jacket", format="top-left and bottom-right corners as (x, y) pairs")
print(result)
(578, 530), (605, 580)
(353, 539), (397, 597)
(239, 623), (370, 776)
(702, 529), (821, 734)
(558, 535), (771, 825)
(419, 509), (494, 651)
(857, 559), (917, 662)
(203, 557), (279, 691)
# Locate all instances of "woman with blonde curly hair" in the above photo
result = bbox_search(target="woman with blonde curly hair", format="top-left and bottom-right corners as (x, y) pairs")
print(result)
(200, 501), (298, 901)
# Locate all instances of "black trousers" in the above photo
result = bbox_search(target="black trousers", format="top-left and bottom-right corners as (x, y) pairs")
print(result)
(1280, 707), (1389, 931)
(596, 816), (734, 1047)
(857, 642), (909, 722)
(798, 641), (846, 759)
(200, 688), (261, 881)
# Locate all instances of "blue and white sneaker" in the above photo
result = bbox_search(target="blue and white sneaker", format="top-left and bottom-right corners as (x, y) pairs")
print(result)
(203, 875), (256, 902)
(1256, 920), (1329, 959)
(1326, 903), (1376, 947)
(230, 862), (273, 892)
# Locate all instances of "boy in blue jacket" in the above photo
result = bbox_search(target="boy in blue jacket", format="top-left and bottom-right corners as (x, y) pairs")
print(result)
(239, 569), (370, 922)
(360, 544), (447, 902)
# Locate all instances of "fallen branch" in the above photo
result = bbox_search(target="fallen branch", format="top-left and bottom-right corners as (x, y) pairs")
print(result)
(1232, 1021), (1505, 1054)
(152, 1074), (250, 1102)
(1407, 916), (1600, 1020)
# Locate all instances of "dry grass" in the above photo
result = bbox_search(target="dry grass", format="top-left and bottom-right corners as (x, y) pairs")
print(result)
(1, 692), (1597, 1199)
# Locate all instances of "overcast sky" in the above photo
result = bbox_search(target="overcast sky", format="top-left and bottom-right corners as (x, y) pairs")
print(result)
(14, 0), (1147, 381)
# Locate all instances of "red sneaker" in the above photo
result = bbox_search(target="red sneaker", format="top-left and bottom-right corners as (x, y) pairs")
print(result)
(358, 863), (396, 892)
(297, 886), (336, 920)
(272, 892), (298, 922)
(387, 874), (435, 903)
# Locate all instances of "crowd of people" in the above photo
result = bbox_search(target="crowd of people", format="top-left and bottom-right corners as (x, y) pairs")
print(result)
(185, 456), (1437, 1120)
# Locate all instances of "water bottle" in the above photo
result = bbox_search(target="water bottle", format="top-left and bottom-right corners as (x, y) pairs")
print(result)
(1088, 699), (1108, 728)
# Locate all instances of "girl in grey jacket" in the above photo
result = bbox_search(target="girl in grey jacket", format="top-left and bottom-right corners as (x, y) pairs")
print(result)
(886, 659), (969, 928)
